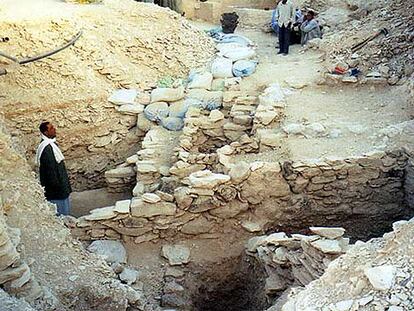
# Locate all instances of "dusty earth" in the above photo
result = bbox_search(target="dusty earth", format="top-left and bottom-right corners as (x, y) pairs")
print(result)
(117, 21), (413, 310)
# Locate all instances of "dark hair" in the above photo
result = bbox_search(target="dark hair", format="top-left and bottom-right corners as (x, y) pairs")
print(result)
(308, 10), (315, 16)
(39, 121), (50, 134)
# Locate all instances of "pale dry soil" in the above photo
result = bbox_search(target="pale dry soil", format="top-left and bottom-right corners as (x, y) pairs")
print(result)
(231, 28), (412, 162)
(121, 22), (414, 309)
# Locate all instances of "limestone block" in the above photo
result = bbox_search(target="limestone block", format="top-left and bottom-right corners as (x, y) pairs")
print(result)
(188, 170), (230, 189)
(241, 221), (263, 233)
(131, 199), (176, 218)
(364, 265), (396, 291)
(161, 245), (191, 266)
(229, 162), (251, 184)
(174, 187), (193, 210)
(245, 236), (267, 253)
(87, 240), (127, 264)
(116, 103), (144, 115)
(114, 200), (131, 214)
(209, 110), (225, 122)
(265, 232), (290, 245)
(180, 216), (214, 235)
(126, 154), (139, 164)
(105, 167), (136, 178)
(85, 206), (117, 221)
(187, 195), (217, 213)
(119, 268), (140, 285)
(134, 233), (159, 244)
(310, 239), (343, 255)
(309, 227), (345, 239)
(209, 200), (248, 219)
(142, 193), (161, 203)
(0, 264), (28, 285)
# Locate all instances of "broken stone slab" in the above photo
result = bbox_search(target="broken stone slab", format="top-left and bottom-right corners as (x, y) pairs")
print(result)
(180, 216), (214, 235)
(85, 206), (117, 221)
(208, 109), (224, 122)
(265, 232), (290, 245)
(229, 161), (250, 184)
(164, 281), (185, 294)
(310, 239), (343, 255)
(209, 200), (248, 219)
(142, 193), (161, 203)
(87, 240), (127, 264)
(165, 267), (185, 278)
(119, 267), (140, 285)
(245, 236), (267, 253)
(241, 221), (263, 233)
(108, 89), (138, 105)
(309, 227), (346, 239)
(188, 170), (230, 189)
(364, 265), (397, 291)
(131, 199), (176, 218)
(134, 233), (159, 244)
(105, 167), (136, 178)
(161, 245), (191, 266)
(114, 200), (131, 214)
(151, 86), (185, 103)
(116, 103), (144, 115)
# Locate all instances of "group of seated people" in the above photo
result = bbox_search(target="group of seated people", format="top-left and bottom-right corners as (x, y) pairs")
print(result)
(271, 7), (322, 46)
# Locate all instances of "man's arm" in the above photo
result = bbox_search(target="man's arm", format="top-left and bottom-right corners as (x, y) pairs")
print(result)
(301, 20), (317, 33)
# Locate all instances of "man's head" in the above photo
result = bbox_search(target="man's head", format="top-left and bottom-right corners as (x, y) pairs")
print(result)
(39, 121), (56, 138)
(306, 10), (315, 20)
(281, 0), (288, 4)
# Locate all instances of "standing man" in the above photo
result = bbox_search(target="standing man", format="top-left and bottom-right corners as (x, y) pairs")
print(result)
(276, 0), (295, 55)
(35, 122), (72, 216)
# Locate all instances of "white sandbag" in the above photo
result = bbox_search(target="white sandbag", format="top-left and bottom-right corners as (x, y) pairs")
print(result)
(216, 43), (245, 54)
(188, 72), (213, 90)
(169, 100), (190, 119)
(108, 89), (138, 105)
(221, 47), (256, 62)
(187, 89), (223, 111)
(144, 102), (169, 122)
(211, 57), (234, 78)
(151, 86), (185, 103)
(161, 117), (184, 131)
(232, 60), (257, 77)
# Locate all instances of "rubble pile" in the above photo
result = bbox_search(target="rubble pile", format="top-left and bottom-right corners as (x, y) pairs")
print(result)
(279, 218), (414, 311)
(246, 227), (348, 303)
(317, 0), (414, 84)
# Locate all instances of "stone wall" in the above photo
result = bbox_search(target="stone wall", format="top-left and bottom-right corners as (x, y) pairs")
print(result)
(71, 148), (414, 243)
(179, 0), (275, 22)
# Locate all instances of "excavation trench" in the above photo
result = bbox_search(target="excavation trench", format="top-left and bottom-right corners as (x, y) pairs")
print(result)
(188, 255), (269, 311)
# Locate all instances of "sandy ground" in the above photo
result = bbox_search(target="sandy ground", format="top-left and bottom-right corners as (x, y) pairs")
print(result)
(225, 26), (412, 162)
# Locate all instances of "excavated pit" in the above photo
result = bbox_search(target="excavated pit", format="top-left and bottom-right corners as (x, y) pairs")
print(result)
(187, 255), (270, 311)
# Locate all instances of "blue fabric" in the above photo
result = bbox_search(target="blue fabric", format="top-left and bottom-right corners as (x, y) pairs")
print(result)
(50, 197), (71, 216)
(271, 9), (279, 33)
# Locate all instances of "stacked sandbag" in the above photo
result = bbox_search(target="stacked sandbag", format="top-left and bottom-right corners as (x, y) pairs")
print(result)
(143, 86), (186, 131)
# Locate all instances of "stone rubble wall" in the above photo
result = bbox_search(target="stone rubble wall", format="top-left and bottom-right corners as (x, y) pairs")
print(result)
(72, 148), (413, 243)
(0, 216), (43, 303)
(246, 227), (348, 301)
(277, 217), (414, 311)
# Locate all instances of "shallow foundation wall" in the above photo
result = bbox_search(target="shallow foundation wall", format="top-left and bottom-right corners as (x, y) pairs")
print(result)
(180, 0), (275, 22)
(72, 149), (414, 243)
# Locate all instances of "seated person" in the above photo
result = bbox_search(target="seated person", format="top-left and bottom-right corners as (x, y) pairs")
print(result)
(290, 8), (304, 44)
(300, 10), (322, 45)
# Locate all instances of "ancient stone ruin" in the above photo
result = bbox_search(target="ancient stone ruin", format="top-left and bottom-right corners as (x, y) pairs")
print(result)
(0, 0), (413, 310)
